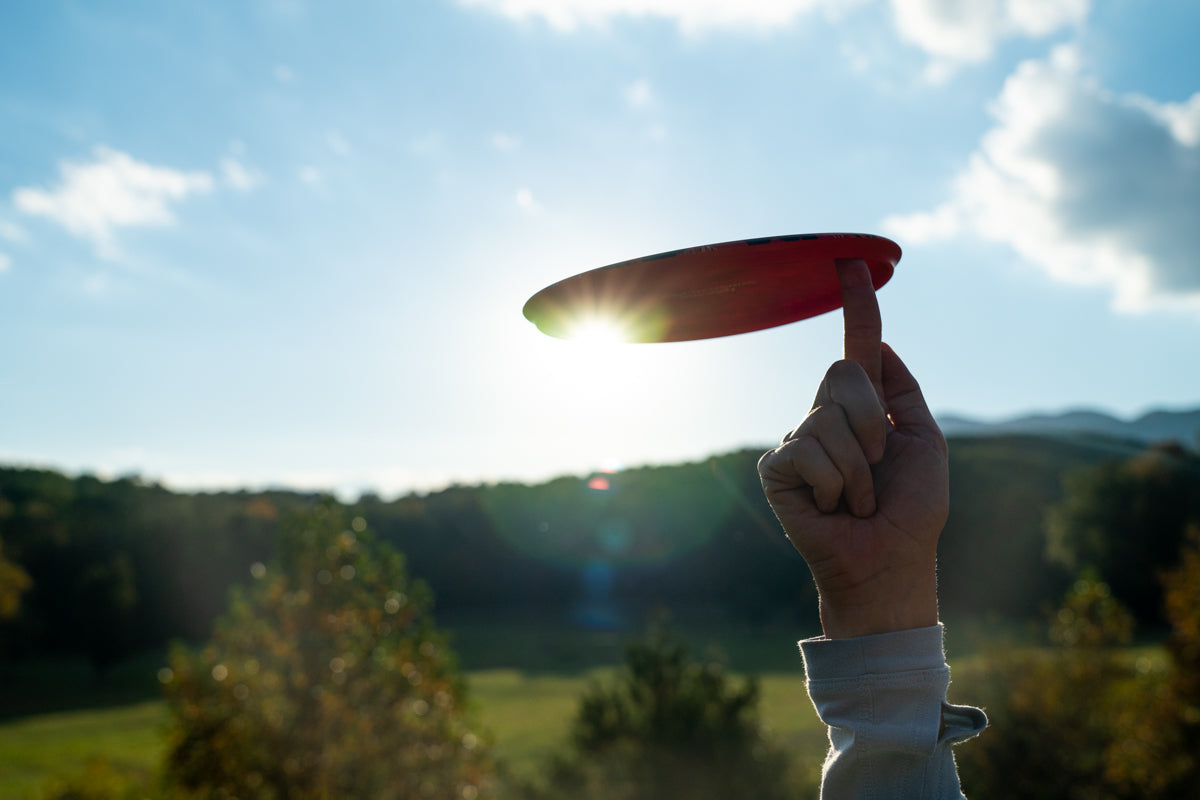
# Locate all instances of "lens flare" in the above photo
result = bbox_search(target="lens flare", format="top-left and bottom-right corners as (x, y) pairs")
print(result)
(567, 317), (630, 345)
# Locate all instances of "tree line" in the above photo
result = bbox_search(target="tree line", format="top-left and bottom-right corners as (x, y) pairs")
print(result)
(2, 433), (1198, 677)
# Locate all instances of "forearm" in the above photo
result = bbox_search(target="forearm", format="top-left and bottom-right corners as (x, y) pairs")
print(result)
(801, 624), (986, 799)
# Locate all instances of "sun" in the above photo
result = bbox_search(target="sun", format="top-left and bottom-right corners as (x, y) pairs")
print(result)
(538, 314), (644, 411)
(567, 317), (630, 346)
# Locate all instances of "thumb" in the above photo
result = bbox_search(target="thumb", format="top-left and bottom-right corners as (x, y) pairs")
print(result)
(880, 343), (941, 439)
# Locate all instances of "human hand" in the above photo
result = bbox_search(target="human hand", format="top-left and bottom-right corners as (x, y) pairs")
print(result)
(757, 259), (948, 639)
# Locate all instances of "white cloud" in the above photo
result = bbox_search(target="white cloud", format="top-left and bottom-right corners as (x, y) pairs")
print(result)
(273, 63), (295, 82)
(491, 131), (522, 152)
(219, 156), (263, 192)
(889, 0), (1088, 81)
(458, 0), (1084, 74)
(0, 253), (10, 273)
(625, 78), (655, 109)
(515, 187), (543, 214)
(13, 147), (214, 258)
(327, 131), (353, 157)
(884, 46), (1200, 314)
(0, 219), (27, 243)
(408, 131), (445, 157)
(298, 166), (322, 185)
(456, 0), (859, 33)
(82, 270), (112, 296)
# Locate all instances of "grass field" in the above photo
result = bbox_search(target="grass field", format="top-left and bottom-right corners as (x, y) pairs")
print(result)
(0, 701), (168, 799)
(0, 667), (825, 799)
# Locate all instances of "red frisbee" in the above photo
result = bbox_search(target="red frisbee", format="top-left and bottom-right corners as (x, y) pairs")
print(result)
(522, 232), (900, 343)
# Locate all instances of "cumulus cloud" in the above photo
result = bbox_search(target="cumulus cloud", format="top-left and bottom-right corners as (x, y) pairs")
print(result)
(0, 219), (27, 243)
(219, 156), (262, 192)
(515, 187), (543, 214)
(408, 131), (445, 158)
(13, 147), (214, 258)
(490, 131), (521, 152)
(890, 0), (1088, 80)
(884, 46), (1200, 314)
(460, 0), (1087, 78)
(456, 0), (859, 33)
(326, 131), (353, 157)
(625, 78), (655, 109)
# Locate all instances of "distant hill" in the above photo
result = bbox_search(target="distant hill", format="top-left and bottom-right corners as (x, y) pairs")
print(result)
(938, 406), (1200, 449)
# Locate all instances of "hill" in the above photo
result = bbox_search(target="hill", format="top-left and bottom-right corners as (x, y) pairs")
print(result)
(938, 406), (1200, 448)
(0, 428), (1189, 681)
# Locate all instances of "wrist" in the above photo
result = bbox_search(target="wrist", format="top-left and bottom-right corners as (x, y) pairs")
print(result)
(817, 581), (939, 639)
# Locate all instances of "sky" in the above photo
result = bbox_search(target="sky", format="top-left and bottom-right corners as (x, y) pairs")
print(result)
(1, 0), (1198, 498)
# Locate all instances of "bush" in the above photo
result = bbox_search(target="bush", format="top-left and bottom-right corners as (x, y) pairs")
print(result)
(38, 758), (162, 800)
(1104, 525), (1200, 798)
(161, 502), (495, 800)
(955, 575), (1154, 800)
(527, 623), (796, 800)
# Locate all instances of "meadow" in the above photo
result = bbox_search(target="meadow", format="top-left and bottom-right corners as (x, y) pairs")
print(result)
(3, 437), (1196, 798)
(0, 635), (829, 799)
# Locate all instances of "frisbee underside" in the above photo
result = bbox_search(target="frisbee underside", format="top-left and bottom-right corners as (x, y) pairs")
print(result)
(522, 233), (901, 343)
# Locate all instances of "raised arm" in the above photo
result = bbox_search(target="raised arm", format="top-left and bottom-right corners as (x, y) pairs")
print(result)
(758, 259), (985, 798)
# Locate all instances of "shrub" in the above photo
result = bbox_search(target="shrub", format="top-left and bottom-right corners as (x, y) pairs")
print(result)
(528, 624), (795, 800)
(161, 502), (495, 800)
(955, 575), (1148, 800)
(37, 758), (162, 800)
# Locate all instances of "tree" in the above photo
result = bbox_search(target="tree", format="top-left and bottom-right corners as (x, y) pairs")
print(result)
(162, 501), (496, 800)
(954, 574), (1144, 800)
(1103, 525), (1200, 798)
(0, 535), (31, 619)
(1046, 442), (1200, 624)
(530, 624), (795, 800)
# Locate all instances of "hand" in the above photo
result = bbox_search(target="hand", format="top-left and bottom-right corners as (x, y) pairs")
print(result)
(757, 259), (948, 639)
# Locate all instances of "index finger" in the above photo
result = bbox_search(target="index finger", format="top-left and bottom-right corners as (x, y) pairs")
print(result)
(836, 258), (884, 404)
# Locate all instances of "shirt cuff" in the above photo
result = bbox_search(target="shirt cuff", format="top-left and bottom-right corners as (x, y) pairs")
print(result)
(799, 623), (987, 750)
(799, 624), (949, 680)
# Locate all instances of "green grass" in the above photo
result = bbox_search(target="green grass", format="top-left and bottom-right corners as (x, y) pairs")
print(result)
(469, 667), (612, 781)
(2, 614), (1078, 798)
(0, 701), (168, 799)
(0, 667), (825, 798)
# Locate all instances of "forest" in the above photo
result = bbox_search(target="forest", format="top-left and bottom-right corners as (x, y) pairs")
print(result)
(2, 431), (1196, 675)
(2, 431), (1200, 798)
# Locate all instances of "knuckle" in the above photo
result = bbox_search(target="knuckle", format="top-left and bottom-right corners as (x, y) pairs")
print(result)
(826, 359), (865, 383)
(805, 403), (846, 429)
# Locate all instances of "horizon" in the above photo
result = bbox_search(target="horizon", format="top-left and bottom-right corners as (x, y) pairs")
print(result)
(4, 399), (1196, 501)
(3, 1), (1198, 499)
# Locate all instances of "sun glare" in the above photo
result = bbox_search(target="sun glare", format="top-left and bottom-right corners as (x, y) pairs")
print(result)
(568, 317), (629, 346)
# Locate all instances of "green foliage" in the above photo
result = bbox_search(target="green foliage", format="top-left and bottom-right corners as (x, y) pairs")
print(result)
(37, 758), (163, 800)
(0, 434), (1163, 680)
(1163, 526), (1200, 721)
(1104, 526), (1200, 798)
(1046, 442), (1200, 622)
(0, 534), (32, 619)
(956, 548), (1200, 800)
(526, 624), (795, 800)
(161, 502), (495, 800)
(939, 434), (1143, 620)
(955, 575), (1145, 800)
(0, 466), (309, 668)
(1048, 570), (1134, 648)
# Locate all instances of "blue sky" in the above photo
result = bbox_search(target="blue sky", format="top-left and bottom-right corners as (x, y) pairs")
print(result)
(1, 0), (1198, 497)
